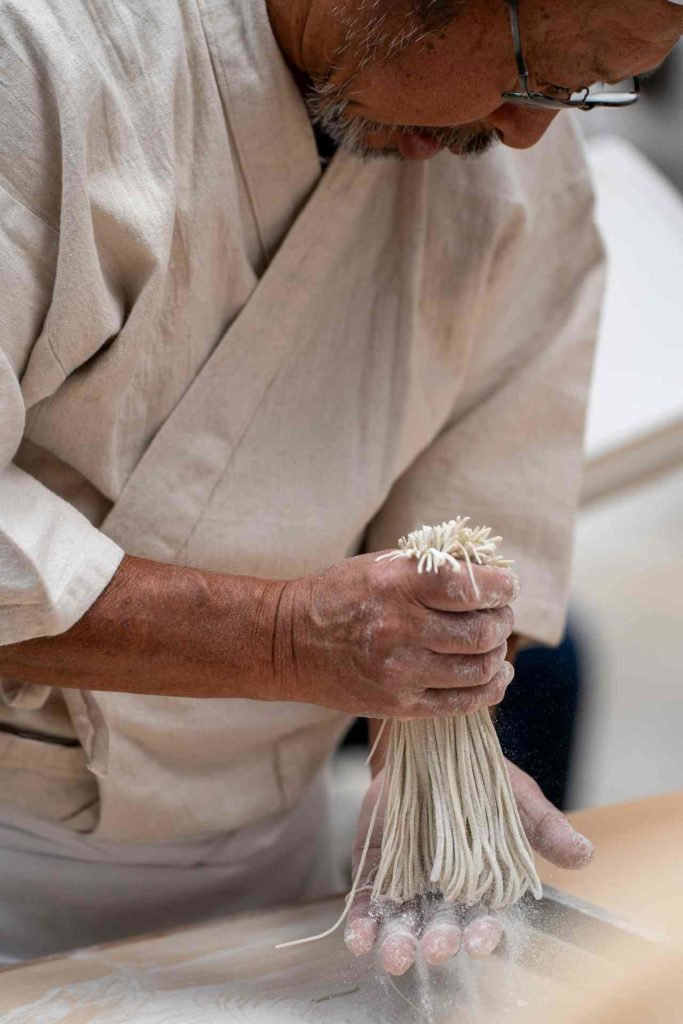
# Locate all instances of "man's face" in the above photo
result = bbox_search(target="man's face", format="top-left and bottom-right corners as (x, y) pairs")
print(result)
(309, 0), (682, 160)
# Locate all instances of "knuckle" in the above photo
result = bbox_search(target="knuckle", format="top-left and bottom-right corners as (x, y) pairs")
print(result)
(367, 611), (408, 655)
(380, 646), (414, 680)
(451, 688), (482, 716)
(473, 608), (514, 651)
(491, 664), (515, 704)
(370, 613), (393, 647)
(374, 556), (420, 602)
(456, 667), (511, 713)
(500, 604), (515, 634)
(487, 606), (514, 645)
(479, 567), (516, 607)
(489, 679), (508, 707)
(371, 557), (397, 592)
(445, 573), (468, 607)
(491, 641), (509, 669)
(473, 615), (497, 653)
(527, 808), (557, 848)
(461, 652), (493, 685)
(370, 572), (407, 614)
(479, 650), (499, 683)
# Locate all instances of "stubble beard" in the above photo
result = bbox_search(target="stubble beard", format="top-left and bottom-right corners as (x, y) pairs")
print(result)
(307, 79), (499, 161)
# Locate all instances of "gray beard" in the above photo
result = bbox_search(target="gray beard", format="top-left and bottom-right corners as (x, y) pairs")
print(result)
(308, 80), (499, 161)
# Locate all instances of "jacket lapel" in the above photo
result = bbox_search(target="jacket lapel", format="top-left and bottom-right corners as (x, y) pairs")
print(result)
(197, 0), (323, 267)
(101, 154), (387, 557)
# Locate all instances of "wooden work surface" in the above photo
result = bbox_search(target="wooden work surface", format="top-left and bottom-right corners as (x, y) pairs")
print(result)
(1, 791), (681, 1023)
(537, 789), (683, 937)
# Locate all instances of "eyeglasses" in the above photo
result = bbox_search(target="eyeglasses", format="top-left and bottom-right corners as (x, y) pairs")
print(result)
(501, 0), (640, 111)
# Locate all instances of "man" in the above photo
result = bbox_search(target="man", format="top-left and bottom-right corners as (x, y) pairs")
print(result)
(0, 0), (680, 970)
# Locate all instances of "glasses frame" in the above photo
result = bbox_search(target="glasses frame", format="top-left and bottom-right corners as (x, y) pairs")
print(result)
(501, 0), (640, 111)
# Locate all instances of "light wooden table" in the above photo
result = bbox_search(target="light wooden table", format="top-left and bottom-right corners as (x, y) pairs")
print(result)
(537, 790), (683, 937)
(1, 792), (680, 1023)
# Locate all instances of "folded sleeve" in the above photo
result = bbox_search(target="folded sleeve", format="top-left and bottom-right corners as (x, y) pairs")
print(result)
(0, 186), (124, 646)
(364, 144), (606, 648)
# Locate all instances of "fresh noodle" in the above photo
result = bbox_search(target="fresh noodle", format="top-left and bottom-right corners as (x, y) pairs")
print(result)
(277, 518), (541, 951)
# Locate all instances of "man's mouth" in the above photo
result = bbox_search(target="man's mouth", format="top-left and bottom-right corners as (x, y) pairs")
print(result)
(306, 79), (499, 162)
(395, 131), (444, 161)
(382, 124), (500, 161)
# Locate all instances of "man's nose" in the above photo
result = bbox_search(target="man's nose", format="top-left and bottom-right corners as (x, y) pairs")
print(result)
(486, 105), (560, 149)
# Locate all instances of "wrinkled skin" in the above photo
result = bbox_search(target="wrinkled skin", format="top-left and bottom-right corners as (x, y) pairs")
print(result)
(345, 761), (595, 973)
(0, 553), (514, 711)
(277, 552), (518, 718)
(267, 0), (683, 157)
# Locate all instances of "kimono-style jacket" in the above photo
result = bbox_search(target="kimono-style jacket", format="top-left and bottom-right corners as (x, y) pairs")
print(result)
(0, 0), (605, 842)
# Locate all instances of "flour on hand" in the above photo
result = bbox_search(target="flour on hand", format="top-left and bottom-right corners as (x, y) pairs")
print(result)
(277, 519), (541, 952)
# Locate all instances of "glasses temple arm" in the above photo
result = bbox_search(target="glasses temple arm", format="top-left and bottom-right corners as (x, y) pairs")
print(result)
(505, 0), (530, 88)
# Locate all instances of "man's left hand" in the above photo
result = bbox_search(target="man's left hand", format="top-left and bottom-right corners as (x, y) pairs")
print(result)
(344, 758), (594, 974)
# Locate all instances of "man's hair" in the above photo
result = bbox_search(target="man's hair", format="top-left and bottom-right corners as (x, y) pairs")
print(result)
(334, 0), (465, 71)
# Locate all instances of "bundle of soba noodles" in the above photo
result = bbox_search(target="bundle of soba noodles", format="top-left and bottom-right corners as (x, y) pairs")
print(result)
(277, 518), (541, 952)
(370, 519), (542, 911)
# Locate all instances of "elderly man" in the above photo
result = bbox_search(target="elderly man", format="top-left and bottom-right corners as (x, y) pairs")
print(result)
(0, 0), (680, 970)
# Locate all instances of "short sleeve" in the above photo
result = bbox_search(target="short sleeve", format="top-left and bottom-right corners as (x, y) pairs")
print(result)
(0, 187), (124, 645)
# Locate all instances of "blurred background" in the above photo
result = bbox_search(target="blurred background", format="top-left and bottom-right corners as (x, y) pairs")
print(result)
(331, 42), (683, 871)
(556, 39), (683, 809)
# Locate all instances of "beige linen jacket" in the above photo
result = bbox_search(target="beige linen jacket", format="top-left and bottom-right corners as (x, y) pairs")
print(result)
(0, 0), (605, 841)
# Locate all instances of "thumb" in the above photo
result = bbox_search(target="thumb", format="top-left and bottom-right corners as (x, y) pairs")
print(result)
(506, 759), (595, 869)
(352, 772), (386, 867)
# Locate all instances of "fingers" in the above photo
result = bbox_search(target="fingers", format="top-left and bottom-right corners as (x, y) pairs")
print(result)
(463, 915), (503, 959)
(344, 890), (378, 957)
(418, 605), (515, 655)
(358, 906), (502, 971)
(345, 916), (377, 956)
(406, 561), (521, 613)
(420, 909), (462, 965)
(345, 894), (422, 970)
(415, 661), (515, 718)
(387, 642), (509, 691)
(379, 913), (418, 976)
(507, 760), (595, 869)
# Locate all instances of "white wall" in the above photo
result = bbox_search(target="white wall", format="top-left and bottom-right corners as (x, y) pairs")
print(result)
(582, 42), (683, 193)
(570, 464), (683, 807)
(567, 111), (683, 808)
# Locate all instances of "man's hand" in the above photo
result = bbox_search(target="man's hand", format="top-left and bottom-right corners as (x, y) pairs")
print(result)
(275, 552), (518, 718)
(0, 550), (517, 713)
(344, 760), (594, 974)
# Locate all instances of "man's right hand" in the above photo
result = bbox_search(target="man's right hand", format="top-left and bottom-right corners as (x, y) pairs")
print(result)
(0, 549), (517, 713)
(272, 551), (518, 718)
